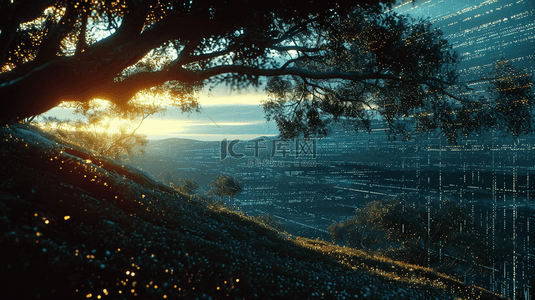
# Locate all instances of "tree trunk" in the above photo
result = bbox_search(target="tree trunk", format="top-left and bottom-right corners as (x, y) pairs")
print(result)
(1, 60), (76, 124)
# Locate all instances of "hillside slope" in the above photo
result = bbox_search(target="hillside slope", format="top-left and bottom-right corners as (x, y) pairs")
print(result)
(0, 124), (504, 299)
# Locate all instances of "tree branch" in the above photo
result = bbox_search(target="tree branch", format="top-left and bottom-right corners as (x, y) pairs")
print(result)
(194, 65), (399, 82)
(270, 45), (324, 53)
(36, 3), (78, 61)
(279, 56), (323, 70)
(271, 21), (313, 44)
(75, 14), (88, 57)
(101, 64), (465, 106)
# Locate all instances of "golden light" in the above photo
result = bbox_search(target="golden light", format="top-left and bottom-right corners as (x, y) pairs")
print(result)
(201, 92), (266, 106)
(135, 119), (185, 136)
(64, 215), (70, 220)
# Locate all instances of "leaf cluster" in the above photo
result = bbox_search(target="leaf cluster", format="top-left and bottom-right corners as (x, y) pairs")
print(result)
(263, 12), (534, 143)
(263, 11), (459, 140)
(207, 175), (243, 200)
(327, 197), (509, 278)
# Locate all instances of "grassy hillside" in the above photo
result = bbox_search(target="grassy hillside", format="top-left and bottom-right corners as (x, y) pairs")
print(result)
(0, 124), (504, 299)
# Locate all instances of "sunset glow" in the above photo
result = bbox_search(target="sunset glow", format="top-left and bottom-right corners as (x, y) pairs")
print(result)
(200, 92), (267, 106)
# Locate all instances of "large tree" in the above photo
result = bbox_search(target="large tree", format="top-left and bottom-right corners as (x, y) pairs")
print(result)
(1, 0), (397, 124)
(2, 1), (532, 141)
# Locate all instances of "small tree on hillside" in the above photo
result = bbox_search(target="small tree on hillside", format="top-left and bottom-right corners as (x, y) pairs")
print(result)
(207, 175), (243, 202)
(328, 197), (509, 278)
(171, 178), (200, 195)
(40, 82), (201, 161)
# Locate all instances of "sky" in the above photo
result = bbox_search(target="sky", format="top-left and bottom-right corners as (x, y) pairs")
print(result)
(42, 0), (535, 141)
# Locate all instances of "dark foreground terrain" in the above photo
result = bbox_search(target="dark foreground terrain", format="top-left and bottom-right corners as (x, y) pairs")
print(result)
(0, 124), (504, 299)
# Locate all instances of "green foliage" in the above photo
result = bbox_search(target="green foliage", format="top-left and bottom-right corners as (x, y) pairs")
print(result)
(0, 0), (399, 123)
(42, 116), (148, 161)
(263, 11), (459, 140)
(262, 10), (534, 143)
(328, 197), (508, 278)
(39, 82), (201, 161)
(170, 178), (200, 195)
(207, 175), (243, 201)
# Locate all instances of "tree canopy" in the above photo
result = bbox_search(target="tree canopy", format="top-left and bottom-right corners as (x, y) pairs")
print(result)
(1, 0), (395, 123)
(327, 198), (509, 278)
(1, 0), (532, 142)
(207, 175), (242, 201)
(262, 17), (534, 142)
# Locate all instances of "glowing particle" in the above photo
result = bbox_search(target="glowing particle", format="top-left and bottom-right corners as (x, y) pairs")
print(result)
(236, 279), (240, 283)
(64, 216), (70, 220)
(103, 289), (108, 295)
(86, 159), (92, 164)
(126, 271), (130, 275)
(86, 293), (92, 298)
(44, 220), (49, 224)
